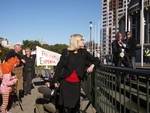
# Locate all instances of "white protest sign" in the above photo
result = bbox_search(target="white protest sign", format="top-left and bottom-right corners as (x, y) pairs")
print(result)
(36, 46), (61, 66)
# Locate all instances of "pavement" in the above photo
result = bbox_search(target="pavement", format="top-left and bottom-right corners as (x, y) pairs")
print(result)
(6, 77), (96, 113)
(135, 62), (150, 69)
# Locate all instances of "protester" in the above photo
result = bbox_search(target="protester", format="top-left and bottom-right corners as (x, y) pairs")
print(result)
(53, 34), (100, 113)
(0, 57), (20, 113)
(5, 44), (24, 64)
(144, 47), (150, 64)
(22, 48), (36, 95)
(4, 44), (25, 108)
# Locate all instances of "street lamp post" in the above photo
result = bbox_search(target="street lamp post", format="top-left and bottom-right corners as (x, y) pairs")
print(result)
(89, 21), (92, 54)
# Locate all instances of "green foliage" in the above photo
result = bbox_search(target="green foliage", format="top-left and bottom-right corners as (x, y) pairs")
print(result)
(22, 40), (41, 51)
(22, 40), (68, 54)
(49, 44), (68, 54)
(0, 47), (9, 61)
(41, 44), (50, 50)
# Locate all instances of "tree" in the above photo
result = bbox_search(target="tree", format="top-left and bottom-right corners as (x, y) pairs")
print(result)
(22, 40), (41, 50)
(49, 44), (68, 54)
(21, 40), (68, 54)
(41, 44), (50, 50)
(0, 47), (9, 61)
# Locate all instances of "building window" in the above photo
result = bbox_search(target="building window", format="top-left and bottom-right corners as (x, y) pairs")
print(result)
(103, 14), (107, 16)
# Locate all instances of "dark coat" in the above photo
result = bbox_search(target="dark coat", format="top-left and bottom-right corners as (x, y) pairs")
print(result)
(124, 37), (137, 58)
(5, 50), (21, 61)
(112, 40), (131, 67)
(5, 50), (23, 66)
(53, 48), (100, 107)
(53, 48), (100, 83)
(22, 54), (36, 80)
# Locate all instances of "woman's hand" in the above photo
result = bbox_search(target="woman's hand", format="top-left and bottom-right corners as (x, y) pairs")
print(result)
(87, 64), (95, 73)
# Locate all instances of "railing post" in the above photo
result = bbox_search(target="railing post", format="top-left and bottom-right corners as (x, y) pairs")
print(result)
(123, 75), (126, 113)
(108, 72), (111, 113)
(146, 77), (149, 113)
(137, 76), (140, 113)
(129, 77), (132, 113)
(119, 73), (121, 113)
(115, 73), (117, 113)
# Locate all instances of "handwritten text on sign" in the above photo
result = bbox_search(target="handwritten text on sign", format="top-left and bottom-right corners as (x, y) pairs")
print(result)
(36, 46), (61, 66)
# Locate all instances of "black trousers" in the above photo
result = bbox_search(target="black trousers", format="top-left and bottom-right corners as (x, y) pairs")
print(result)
(145, 56), (150, 64)
(23, 71), (32, 94)
(117, 57), (131, 68)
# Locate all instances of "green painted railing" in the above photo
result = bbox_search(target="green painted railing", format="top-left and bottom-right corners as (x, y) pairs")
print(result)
(82, 65), (150, 113)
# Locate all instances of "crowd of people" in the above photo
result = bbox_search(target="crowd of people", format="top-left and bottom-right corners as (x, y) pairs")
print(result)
(0, 44), (36, 113)
(0, 31), (149, 113)
(0, 34), (100, 113)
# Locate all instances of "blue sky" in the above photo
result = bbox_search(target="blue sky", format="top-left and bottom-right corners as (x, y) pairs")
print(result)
(0, 0), (102, 45)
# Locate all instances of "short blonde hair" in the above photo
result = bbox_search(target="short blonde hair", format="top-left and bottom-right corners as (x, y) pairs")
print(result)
(67, 34), (83, 51)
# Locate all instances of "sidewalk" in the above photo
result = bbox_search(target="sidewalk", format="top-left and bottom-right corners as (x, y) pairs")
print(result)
(7, 77), (96, 113)
(106, 62), (150, 69)
(136, 62), (150, 69)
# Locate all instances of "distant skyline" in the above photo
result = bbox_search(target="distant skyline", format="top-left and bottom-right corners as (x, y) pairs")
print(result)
(0, 0), (102, 45)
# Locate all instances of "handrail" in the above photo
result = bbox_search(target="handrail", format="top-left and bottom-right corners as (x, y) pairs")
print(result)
(99, 65), (150, 78)
(82, 65), (150, 113)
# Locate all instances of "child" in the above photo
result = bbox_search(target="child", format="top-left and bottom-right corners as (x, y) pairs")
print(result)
(0, 57), (20, 113)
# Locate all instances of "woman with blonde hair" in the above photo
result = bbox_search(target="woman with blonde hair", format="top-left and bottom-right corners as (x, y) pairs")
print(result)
(53, 34), (100, 113)
(22, 48), (36, 95)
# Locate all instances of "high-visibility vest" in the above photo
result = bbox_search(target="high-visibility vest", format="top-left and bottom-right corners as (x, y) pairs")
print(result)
(144, 50), (150, 56)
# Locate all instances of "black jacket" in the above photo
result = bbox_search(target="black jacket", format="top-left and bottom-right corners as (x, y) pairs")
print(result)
(5, 50), (23, 66)
(53, 48), (100, 83)
(22, 54), (36, 80)
(112, 40), (130, 66)
(124, 37), (137, 57)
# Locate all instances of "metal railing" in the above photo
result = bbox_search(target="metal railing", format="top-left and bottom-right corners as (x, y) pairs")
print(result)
(82, 65), (150, 113)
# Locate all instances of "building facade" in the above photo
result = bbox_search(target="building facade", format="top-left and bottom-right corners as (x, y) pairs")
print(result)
(102, 0), (130, 55)
(0, 37), (8, 47)
(119, 0), (150, 46)
(119, 0), (150, 61)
